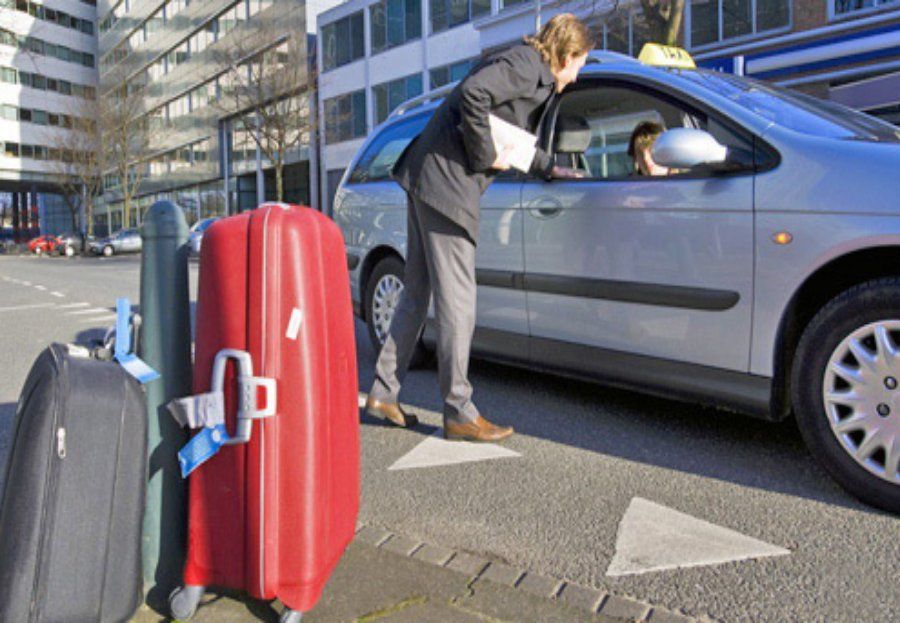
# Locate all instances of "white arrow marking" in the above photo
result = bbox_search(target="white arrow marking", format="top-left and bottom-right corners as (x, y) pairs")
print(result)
(389, 430), (521, 471)
(606, 498), (790, 577)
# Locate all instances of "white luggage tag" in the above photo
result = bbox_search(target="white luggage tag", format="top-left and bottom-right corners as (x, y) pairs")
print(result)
(113, 298), (160, 384)
(174, 349), (277, 478)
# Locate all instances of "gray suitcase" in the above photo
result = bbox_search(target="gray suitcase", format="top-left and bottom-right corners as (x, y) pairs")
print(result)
(0, 343), (147, 622)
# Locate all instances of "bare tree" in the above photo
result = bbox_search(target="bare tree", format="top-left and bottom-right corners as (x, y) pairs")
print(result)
(567, 0), (684, 48)
(212, 30), (312, 202)
(102, 84), (155, 228)
(636, 0), (684, 46)
(44, 98), (104, 241)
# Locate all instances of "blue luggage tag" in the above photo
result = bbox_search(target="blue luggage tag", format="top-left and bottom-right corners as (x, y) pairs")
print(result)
(113, 298), (160, 384)
(178, 424), (229, 478)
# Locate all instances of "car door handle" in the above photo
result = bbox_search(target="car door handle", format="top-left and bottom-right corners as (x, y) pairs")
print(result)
(528, 206), (562, 219)
(527, 197), (563, 219)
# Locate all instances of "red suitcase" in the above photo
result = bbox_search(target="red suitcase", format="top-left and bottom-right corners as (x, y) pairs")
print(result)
(169, 203), (360, 621)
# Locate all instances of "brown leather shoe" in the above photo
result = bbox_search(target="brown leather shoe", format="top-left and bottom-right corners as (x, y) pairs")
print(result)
(444, 416), (514, 442)
(365, 396), (418, 428)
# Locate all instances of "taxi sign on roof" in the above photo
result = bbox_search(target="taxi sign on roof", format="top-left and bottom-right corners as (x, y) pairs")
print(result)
(638, 44), (696, 69)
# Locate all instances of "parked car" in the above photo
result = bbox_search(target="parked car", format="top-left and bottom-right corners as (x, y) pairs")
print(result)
(333, 45), (900, 513)
(57, 232), (90, 257)
(89, 228), (142, 256)
(188, 217), (221, 257)
(27, 234), (62, 255)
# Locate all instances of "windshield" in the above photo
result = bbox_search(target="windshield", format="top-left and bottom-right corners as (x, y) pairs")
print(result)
(677, 70), (900, 142)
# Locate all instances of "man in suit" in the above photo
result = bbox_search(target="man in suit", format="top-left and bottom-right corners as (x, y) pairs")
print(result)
(366, 14), (593, 441)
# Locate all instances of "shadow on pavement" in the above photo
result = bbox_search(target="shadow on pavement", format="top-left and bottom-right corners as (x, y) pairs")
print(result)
(354, 320), (883, 516)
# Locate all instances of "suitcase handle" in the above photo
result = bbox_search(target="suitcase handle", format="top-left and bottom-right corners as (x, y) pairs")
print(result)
(211, 349), (277, 445)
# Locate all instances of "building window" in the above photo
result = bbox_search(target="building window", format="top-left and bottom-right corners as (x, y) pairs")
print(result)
(373, 74), (423, 124)
(322, 11), (365, 71)
(831, 0), (897, 16)
(324, 90), (367, 143)
(430, 0), (491, 33)
(371, 0), (421, 54)
(430, 58), (476, 89)
(687, 0), (789, 48)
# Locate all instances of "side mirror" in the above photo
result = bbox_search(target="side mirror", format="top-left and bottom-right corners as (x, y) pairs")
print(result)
(651, 128), (728, 169)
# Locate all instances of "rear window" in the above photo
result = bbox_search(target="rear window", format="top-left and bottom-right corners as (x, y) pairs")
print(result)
(348, 112), (431, 183)
(678, 70), (900, 143)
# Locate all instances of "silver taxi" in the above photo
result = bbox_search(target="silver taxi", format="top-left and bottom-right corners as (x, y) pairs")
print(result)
(333, 46), (900, 513)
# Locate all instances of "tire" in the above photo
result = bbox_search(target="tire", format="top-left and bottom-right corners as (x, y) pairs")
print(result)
(364, 256), (431, 369)
(791, 277), (900, 514)
(102, 245), (114, 257)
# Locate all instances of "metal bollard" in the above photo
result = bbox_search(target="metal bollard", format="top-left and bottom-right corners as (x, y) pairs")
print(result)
(138, 200), (192, 602)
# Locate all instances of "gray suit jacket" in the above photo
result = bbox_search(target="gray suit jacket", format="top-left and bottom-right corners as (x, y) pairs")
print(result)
(391, 43), (556, 244)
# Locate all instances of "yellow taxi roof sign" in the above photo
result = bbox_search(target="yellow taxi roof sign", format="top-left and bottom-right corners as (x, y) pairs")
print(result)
(638, 44), (696, 69)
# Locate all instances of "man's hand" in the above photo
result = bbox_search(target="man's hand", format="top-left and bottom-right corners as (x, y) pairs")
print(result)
(492, 145), (514, 171)
(550, 165), (585, 179)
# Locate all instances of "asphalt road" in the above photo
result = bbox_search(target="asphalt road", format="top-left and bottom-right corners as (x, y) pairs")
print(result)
(0, 253), (897, 622)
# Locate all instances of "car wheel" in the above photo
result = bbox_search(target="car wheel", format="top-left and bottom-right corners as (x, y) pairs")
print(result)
(792, 278), (900, 513)
(364, 256), (431, 369)
(102, 245), (114, 257)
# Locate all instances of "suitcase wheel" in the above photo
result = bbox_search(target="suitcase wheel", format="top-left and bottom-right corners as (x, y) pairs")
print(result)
(280, 610), (303, 623)
(169, 584), (205, 621)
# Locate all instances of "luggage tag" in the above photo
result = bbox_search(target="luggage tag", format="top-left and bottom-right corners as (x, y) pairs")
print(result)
(113, 298), (160, 384)
(171, 349), (277, 478)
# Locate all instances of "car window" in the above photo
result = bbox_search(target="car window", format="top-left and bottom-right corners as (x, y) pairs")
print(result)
(348, 112), (431, 184)
(551, 83), (753, 180)
(677, 70), (900, 143)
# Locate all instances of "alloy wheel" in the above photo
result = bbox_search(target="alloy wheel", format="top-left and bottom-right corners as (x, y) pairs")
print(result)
(371, 273), (403, 344)
(823, 320), (900, 485)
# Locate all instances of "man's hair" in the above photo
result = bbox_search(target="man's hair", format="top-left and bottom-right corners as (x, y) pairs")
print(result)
(627, 121), (665, 159)
(524, 14), (595, 73)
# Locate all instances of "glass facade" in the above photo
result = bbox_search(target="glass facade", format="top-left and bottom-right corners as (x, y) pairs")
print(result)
(371, 0), (422, 53)
(430, 0), (490, 34)
(324, 90), (367, 143)
(429, 58), (476, 88)
(322, 11), (365, 70)
(688, 0), (790, 48)
(373, 74), (423, 124)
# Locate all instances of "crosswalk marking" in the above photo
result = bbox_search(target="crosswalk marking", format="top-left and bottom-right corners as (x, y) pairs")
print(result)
(51, 291), (65, 298)
(0, 303), (56, 313)
(34, 285), (47, 291)
(79, 314), (117, 323)
(58, 302), (90, 309)
(67, 307), (112, 316)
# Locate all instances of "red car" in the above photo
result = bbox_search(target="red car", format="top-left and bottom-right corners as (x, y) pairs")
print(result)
(27, 235), (62, 255)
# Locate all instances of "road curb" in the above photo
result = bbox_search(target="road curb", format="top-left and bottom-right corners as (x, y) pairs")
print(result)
(353, 521), (713, 622)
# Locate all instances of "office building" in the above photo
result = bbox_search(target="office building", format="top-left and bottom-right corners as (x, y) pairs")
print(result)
(0, 0), (98, 239)
(95, 0), (342, 233)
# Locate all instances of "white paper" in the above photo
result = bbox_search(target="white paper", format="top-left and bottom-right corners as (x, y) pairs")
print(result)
(488, 114), (537, 173)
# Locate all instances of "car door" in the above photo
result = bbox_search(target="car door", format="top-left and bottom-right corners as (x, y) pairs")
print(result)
(521, 78), (755, 373)
(472, 172), (528, 359)
(342, 112), (529, 354)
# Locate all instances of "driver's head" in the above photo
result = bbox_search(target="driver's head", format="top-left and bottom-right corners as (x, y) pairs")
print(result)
(628, 121), (668, 176)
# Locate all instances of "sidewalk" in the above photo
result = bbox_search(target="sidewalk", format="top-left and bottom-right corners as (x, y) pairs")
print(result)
(133, 525), (705, 623)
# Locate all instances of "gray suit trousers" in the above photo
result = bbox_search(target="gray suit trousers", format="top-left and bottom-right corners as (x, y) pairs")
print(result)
(370, 193), (480, 423)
